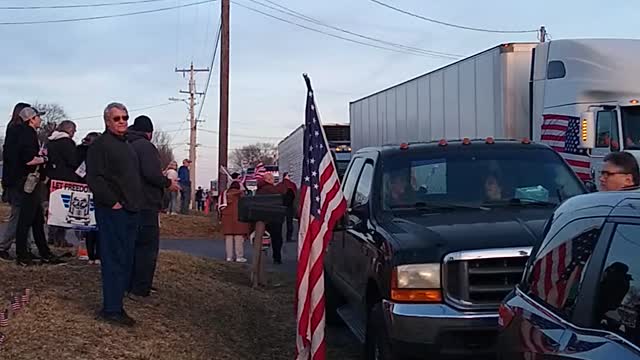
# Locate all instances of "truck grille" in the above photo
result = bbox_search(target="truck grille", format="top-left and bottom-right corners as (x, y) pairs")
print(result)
(443, 247), (531, 310)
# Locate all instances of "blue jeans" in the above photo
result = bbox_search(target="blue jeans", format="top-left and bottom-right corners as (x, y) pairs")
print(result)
(95, 206), (138, 314)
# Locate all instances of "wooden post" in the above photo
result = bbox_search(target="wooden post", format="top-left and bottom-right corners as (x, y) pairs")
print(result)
(251, 221), (266, 288)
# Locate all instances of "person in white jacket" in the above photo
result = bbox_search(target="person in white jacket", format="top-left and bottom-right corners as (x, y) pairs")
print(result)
(164, 161), (180, 215)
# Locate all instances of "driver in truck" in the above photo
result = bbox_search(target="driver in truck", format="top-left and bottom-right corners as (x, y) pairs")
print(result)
(599, 152), (640, 191)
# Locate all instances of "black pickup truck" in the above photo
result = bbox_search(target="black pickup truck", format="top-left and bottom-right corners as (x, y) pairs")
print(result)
(324, 138), (589, 359)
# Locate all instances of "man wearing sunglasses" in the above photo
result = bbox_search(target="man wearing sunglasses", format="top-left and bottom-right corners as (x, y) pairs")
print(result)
(599, 151), (640, 191)
(86, 102), (143, 327)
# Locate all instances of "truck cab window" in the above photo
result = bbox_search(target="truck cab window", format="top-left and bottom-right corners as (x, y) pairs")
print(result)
(596, 110), (620, 150)
(594, 224), (640, 345)
(621, 106), (640, 150)
(353, 162), (374, 208)
(342, 158), (365, 206)
(547, 60), (566, 79)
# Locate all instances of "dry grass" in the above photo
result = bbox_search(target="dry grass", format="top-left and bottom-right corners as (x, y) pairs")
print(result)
(0, 251), (358, 360)
(159, 213), (219, 240)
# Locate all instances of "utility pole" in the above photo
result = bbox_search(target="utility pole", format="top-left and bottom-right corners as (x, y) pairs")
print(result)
(175, 62), (209, 209)
(218, 0), (230, 193)
(539, 26), (547, 42)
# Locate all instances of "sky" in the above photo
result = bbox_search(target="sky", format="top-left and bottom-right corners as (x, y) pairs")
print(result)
(0, 0), (638, 187)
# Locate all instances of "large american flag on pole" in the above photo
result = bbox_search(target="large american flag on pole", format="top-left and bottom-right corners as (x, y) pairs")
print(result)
(529, 228), (600, 309)
(540, 114), (591, 181)
(296, 74), (347, 360)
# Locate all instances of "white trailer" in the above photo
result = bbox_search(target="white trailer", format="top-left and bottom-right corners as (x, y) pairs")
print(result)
(277, 125), (305, 187)
(350, 39), (640, 185)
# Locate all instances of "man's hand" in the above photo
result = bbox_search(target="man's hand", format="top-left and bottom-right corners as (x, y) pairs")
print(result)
(168, 179), (181, 192)
(112, 202), (123, 210)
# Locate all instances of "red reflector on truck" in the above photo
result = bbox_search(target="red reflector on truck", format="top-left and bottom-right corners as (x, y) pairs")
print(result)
(400, 143), (409, 150)
(438, 139), (447, 146)
(485, 137), (495, 144)
(462, 138), (471, 145)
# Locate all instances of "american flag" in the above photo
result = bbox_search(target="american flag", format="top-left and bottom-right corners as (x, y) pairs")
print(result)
(540, 114), (591, 181)
(519, 310), (561, 355)
(529, 228), (600, 309)
(10, 296), (21, 312)
(295, 74), (347, 360)
(0, 309), (8, 327)
(254, 162), (267, 180)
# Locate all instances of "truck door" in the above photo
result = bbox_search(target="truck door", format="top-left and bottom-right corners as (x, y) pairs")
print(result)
(328, 157), (365, 288)
(591, 108), (620, 185)
(344, 160), (376, 304)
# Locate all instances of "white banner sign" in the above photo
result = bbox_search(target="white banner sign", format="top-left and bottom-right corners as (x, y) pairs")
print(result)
(47, 180), (97, 230)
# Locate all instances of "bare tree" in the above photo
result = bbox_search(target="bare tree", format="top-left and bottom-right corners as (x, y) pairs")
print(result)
(230, 142), (277, 169)
(153, 130), (175, 170)
(32, 102), (68, 143)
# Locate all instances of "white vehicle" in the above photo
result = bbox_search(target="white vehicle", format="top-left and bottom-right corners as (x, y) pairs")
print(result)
(349, 39), (640, 188)
(277, 123), (351, 187)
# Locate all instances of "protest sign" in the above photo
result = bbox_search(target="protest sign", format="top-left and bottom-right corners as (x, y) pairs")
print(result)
(47, 180), (96, 230)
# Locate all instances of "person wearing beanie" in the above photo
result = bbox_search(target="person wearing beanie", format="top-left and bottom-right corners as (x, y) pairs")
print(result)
(127, 115), (180, 300)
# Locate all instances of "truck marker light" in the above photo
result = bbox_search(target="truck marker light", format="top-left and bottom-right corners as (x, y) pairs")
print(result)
(498, 303), (515, 329)
(400, 143), (409, 150)
(581, 119), (589, 142)
(462, 138), (471, 145)
(485, 137), (495, 144)
(391, 289), (443, 303)
(438, 139), (447, 146)
(521, 137), (531, 144)
(631, 99), (639, 105)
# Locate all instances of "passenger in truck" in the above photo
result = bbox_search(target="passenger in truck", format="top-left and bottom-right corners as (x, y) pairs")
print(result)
(484, 174), (503, 201)
(387, 172), (415, 208)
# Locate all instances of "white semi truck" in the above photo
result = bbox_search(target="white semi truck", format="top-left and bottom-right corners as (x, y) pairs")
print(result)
(349, 39), (640, 186)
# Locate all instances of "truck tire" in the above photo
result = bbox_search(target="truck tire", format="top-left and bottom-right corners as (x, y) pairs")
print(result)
(365, 302), (395, 360)
(325, 274), (343, 325)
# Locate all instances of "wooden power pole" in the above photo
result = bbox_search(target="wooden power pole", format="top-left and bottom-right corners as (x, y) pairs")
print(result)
(218, 0), (230, 192)
(175, 62), (209, 209)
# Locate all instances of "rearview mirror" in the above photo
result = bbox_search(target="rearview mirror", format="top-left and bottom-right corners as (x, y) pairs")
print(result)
(578, 111), (596, 149)
(584, 180), (598, 193)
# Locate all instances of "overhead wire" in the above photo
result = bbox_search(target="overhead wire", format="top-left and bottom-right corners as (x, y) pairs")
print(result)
(0, 0), (216, 26)
(246, 0), (460, 58)
(0, 0), (171, 10)
(67, 102), (179, 121)
(232, 1), (458, 59)
(366, 0), (539, 34)
(196, 19), (222, 121)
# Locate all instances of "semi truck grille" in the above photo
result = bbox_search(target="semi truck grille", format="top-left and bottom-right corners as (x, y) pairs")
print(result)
(443, 247), (532, 310)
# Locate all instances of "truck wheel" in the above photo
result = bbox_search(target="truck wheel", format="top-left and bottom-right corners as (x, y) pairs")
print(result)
(365, 303), (395, 360)
(325, 274), (343, 325)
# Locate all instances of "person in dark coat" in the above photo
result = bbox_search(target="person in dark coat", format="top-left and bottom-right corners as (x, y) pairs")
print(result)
(6, 106), (63, 266)
(281, 172), (297, 243)
(87, 102), (143, 327)
(46, 120), (79, 248)
(127, 115), (180, 299)
(0, 102), (36, 261)
(256, 173), (286, 264)
(76, 132), (101, 264)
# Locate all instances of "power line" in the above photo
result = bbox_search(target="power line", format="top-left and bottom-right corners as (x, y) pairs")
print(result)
(0, 0), (216, 26)
(197, 18), (223, 120)
(247, 0), (460, 58)
(67, 102), (178, 121)
(0, 0), (170, 10)
(366, 0), (539, 34)
(232, 1), (456, 59)
(200, 128), (281, 140)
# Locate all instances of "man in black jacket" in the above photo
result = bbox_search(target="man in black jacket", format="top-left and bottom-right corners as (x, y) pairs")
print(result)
(46, 120), (79, 248)
(87, 102), (143, 327)
(127, 115), (179, 299)
(6, 107), (62, 266)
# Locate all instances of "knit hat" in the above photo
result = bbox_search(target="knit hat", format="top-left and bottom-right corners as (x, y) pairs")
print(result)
(131, 115), (154, 133)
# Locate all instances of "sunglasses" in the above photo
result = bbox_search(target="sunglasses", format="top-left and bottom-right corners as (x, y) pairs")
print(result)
(600, 170), (631, 177)
(112, 115), (129, 123)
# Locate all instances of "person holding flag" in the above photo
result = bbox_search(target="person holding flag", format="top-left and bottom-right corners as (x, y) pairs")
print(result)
(296, 74), (348, 360)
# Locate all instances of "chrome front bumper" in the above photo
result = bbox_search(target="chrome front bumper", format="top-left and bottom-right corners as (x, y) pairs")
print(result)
(382, 301), (499, 356)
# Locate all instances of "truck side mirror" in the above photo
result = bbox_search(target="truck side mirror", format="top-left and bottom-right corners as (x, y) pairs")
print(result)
(578, 111), (596, 149)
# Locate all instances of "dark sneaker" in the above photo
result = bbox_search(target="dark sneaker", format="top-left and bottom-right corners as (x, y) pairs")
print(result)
(41, 255), (66, 265)
(16, 257), (35, 267)
(127, 293), (150, 303)
(97, 310), (136, 327)
(0, 251), (14, 262)
(28, 251), (40, 260)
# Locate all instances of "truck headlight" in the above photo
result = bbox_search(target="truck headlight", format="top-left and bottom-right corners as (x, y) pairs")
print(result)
(391, 263), (442, 303)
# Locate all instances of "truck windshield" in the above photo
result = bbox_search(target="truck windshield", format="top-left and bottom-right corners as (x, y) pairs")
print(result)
(621, 106), (640, 150)
(382, 148), (585, 210)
